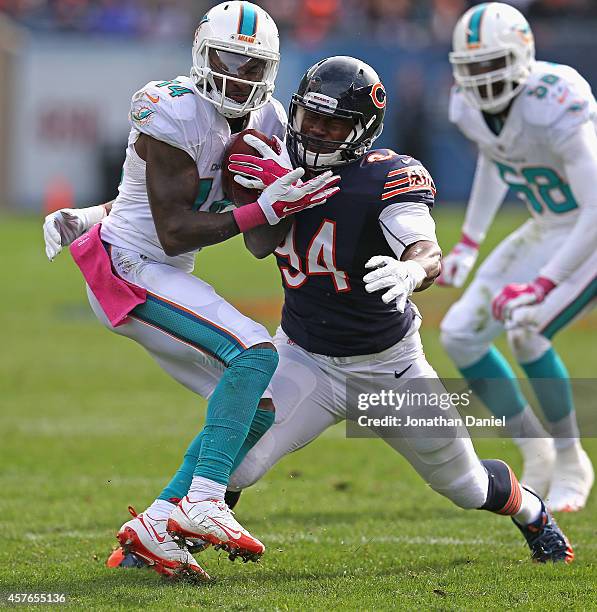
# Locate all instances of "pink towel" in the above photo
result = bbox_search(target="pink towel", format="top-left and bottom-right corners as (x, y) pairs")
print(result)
(70, 224), (147, 327)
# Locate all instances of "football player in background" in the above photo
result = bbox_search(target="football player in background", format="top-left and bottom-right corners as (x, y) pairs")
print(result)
(225, 56), (573, 564)
(43, 1), (339, 580)
(437, 2), (595, 511)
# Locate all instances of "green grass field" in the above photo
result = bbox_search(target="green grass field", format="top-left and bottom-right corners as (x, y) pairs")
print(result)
(1, 208), (596, 610)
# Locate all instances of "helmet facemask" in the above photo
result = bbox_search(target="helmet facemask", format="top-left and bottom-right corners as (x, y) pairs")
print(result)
(191, 40), (279, 118)
(451, 47), (529, 113)
(287, 95), (381, 172)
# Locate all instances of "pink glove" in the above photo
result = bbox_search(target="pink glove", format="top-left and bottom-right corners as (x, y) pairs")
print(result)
(492, 276), (556, 322)
(228, 155), (290, 189)
(233, 168), (341, 231)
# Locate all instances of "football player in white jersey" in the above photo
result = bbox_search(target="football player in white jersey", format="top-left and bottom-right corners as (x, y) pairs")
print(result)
(43, 1), (339, 580)
(437, 2), (595, 511)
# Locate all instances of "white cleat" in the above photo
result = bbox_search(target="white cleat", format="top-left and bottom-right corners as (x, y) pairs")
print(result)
(167, 497), (265, 563)
(519, 437), (556, 498)
(116, 506), (210, 582)
(546, 443), (594, 512)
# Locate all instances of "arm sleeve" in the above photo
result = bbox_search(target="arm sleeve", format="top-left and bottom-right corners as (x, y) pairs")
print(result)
(461, 151), (509, 244)
(378, 201), (438, 259)
(540, 121), (597, 283)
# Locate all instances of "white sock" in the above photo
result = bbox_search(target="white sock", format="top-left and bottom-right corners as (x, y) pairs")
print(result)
(506, 405), (550, 442)
(146, 499), (176, 520)
(188, 476), (226, 502)
(513, 487), (543, 525)
(549, 412), (580, 450)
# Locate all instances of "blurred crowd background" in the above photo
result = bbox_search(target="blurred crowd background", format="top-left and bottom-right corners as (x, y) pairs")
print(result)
(1, 0), (596, 210)
(1, 0), (596, 42)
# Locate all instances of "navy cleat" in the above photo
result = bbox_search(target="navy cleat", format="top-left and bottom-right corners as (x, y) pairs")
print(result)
(513, 488), (574, 564)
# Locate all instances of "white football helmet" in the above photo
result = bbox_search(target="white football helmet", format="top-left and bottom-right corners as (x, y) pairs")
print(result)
(191, 1), (280, 119)
(450, 2), (535, 113)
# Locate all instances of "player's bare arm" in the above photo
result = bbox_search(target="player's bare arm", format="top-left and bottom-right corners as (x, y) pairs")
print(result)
(141, 134), (339, 256)
(243, 217), (292, 259)
(140, 134), (243, 256)
(401, 239), (442, 291)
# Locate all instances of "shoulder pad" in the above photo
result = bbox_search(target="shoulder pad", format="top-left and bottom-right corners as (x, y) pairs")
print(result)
(358, 151), (436, 209)
(522, 63), (595, 129)
(357, 149), (401, 181)
(130, 77), (205, 159)
(363, 148), (398, 165)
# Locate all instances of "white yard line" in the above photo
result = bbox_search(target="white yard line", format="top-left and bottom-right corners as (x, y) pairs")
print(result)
(20, 527), (595, 549)
(20, 530), (491, 547)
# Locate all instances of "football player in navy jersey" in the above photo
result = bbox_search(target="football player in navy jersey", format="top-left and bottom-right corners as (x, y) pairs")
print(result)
(227, 56), (573, 563)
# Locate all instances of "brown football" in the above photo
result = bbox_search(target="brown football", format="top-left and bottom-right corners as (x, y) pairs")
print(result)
(221, 128), (278, 206)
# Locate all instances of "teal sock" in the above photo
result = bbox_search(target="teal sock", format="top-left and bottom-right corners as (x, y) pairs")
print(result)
(520, 347), (574, 423)
(158, 430), (205, 502)
(460, 346), (528, 419)
(158, 406), (276, 501)
(231, 407), (275, 472)
(194, 348), (278, 485)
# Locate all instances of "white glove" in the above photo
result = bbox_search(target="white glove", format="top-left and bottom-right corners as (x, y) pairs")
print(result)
(43, 205), (107, 261)
(436, 236), (479, 288)
(363, 256), (427, 313)
(234, 134), (293, 190)
(256, 167), (341, 225)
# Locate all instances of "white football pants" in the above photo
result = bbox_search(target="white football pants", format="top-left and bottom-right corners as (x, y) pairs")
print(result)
(87, 245), (273, 398)
(441, 219), (597, 367)
(230, 319), (490, 510)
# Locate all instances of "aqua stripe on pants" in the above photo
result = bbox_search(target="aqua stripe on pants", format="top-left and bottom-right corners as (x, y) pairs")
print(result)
(541, 278), (597, 339)
(131, 293), (245, 365)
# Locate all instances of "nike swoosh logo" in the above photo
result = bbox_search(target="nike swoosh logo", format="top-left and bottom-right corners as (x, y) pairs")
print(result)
(281, 205), (298, 214)
(394, 364), (413, 378)
(139, 514), (166, 543)
(208, 517), (242, 540)
(145, 92), (159, 103)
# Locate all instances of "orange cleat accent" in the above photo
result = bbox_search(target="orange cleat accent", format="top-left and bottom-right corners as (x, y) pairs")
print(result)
(106, 547), (125, 568)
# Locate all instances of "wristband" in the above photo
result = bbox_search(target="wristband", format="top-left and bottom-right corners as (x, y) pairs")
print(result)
(86, 204), (109, 226)
(233, 202), (268, 233)
(460, 233), (479, 249)
(535, 276), (557, 294)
